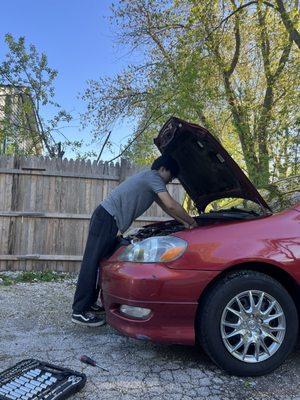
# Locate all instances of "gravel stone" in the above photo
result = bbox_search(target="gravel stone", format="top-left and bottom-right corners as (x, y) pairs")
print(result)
(1, 280), (300, 399)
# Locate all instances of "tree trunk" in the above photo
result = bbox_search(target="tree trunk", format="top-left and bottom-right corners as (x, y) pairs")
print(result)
(275, 0), (300, 50)
(223, 75), (262, 185)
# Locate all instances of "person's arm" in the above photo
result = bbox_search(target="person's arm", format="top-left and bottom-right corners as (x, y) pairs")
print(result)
(155, 195), (186, 225)
(156, 191), (197, 228)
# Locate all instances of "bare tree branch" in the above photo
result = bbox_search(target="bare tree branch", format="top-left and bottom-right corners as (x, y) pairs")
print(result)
(97, 130), (111, 162)
(225, 0), (241, 78)
(107, 97), (174, 163)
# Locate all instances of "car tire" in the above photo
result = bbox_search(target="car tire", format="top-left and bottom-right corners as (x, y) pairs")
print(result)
(196, 270), (299, 376)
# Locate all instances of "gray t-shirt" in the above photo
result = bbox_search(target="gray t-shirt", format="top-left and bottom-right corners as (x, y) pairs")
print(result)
(101, 169), (167, 233)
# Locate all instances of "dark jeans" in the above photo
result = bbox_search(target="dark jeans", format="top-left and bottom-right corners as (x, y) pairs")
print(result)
(72, 205), (118, 314)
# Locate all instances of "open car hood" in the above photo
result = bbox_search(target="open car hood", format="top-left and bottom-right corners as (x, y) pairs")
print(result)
(154, 117), (271, 212)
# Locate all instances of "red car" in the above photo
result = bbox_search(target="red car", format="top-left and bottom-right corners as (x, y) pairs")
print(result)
(101, 117), (300, 377)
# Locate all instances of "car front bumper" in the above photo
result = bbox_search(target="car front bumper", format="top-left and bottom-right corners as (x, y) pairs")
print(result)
(101, 260), (219, 345)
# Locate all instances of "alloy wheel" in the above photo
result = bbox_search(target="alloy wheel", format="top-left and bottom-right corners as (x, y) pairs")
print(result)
(220, 290), (286, 363)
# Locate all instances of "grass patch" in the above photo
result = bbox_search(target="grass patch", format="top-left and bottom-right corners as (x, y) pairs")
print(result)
(0, 271), (68, 285)
(0, 275), (15, 286)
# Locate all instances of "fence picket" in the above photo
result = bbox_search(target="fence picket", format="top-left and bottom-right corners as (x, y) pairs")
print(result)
(0, 155), (185, 271)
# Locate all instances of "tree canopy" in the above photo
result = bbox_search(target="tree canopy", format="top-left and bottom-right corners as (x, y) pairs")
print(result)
(0, 34), (79, 157)
(82, 0), (300, 189)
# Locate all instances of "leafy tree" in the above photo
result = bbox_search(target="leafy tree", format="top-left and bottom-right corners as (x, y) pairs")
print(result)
(275, 0), (300, 49)
(0, 34), (77, 157)
(82, 0), (299, 188)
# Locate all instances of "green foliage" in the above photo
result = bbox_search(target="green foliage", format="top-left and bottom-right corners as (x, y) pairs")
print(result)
(0, 34), (77, 157)
(82, 0), (300, 186)
(122, 124), (161, 165)
(0, 271), (68, 286)
(1, 34), (58, 106)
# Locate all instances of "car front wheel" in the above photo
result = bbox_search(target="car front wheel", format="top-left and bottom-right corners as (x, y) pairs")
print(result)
(197, 270), (298, 376)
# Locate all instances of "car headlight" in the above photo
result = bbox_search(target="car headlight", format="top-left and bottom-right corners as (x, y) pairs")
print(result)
(118, 236), (187, 263)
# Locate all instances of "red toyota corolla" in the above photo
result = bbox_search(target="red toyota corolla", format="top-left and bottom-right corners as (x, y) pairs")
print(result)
(101, 117), (300, 377)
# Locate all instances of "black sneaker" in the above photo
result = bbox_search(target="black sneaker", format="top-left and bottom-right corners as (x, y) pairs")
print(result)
(89, 303), (105, 313)
(72, 312), (106, 327)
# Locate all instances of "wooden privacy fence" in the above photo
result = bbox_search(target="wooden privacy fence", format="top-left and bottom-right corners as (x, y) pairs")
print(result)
(0, 155), (185, 272)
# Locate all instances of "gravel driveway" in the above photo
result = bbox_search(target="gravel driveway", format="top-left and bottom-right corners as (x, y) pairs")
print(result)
(1, 280), (300, 400)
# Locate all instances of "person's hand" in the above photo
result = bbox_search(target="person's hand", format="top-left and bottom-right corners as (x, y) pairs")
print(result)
(182, 220), (197, 229)
(190, 219), (197, 228)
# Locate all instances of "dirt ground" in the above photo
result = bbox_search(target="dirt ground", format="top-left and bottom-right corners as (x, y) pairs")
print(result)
(1, 279), (300, 400)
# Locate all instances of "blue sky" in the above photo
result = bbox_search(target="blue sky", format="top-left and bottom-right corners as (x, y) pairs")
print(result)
(0, 0), (137, 160)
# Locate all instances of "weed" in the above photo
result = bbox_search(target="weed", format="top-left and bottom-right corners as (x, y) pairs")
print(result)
(0, 271), (68, 285)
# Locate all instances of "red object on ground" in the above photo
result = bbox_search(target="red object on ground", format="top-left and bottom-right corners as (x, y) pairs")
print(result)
(80, 355), (97, 367)
(80, 355), (109, 372)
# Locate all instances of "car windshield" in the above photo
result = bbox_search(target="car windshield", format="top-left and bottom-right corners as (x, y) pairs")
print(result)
(205, 197), (269, 216)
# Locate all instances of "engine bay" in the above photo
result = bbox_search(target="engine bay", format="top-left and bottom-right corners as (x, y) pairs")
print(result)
(105, 207), (271, 258)
(124, 208), (268, 242)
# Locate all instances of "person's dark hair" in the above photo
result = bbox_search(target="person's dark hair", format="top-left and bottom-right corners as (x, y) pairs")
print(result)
(151, 154), (180, 178)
